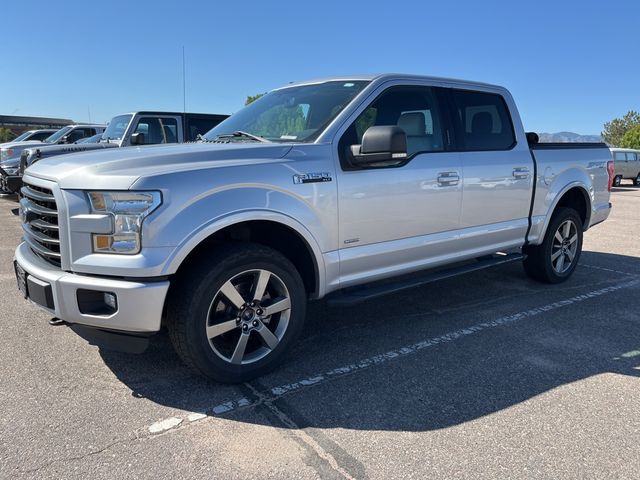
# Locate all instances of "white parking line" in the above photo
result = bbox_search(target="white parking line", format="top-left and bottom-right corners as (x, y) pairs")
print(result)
(580, 263), (639, 277)
(148, 278), (640, 434)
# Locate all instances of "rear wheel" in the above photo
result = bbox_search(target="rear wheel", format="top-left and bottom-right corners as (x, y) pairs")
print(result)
(167, 243), (307, 383)
(634, 173), (640, 186)
(613, 175), (622, 187)
(523, 207), (583, 283)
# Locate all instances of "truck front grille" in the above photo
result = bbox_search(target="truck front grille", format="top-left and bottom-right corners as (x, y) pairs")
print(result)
(20, 182), (61, 267)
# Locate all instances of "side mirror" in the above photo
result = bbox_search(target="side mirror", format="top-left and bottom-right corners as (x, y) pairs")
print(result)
(60, 135), (70, 144)
(130, 132), (145, 145)
(526, 132), (539, 146)
(350, 126), (407, 166)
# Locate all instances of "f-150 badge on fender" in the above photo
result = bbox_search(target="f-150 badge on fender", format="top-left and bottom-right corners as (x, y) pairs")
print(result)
(292, 172), (332, 184)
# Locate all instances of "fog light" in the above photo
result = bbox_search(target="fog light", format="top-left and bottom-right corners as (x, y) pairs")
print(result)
(104, 292), (117, 310)
(77, 289), (118, 316)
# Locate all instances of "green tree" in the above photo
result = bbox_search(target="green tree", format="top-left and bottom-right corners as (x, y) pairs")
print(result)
(245, 93), (266, 105)
(620, 125), (640, 149)
(242, 91), (308, 140)
(602, 111), (640, 147)
(0, 128), (16, 143)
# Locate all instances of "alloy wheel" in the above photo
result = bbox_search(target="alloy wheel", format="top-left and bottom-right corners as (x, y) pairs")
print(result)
(205, 269), (291, 365)
(551, 219), (579, 274)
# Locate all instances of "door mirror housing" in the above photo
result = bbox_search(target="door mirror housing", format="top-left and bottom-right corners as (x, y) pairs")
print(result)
(60, 135), (70, 144)
(130, 132), (145, 145)
(350, 126), (407, 166)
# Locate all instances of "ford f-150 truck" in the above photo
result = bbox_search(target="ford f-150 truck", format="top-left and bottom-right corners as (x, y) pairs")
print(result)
(14, 74), (613, 383)
(1, 111), (229, 194)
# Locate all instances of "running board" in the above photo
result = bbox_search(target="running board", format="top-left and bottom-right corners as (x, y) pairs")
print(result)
(327, 253), (525, 307)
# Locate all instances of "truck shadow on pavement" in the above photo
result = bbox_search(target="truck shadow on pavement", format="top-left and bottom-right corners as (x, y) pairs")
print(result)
(98, 250), (640, 432)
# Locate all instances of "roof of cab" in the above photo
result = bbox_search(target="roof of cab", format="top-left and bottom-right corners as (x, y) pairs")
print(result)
(610, 147), (640, 152)
(276, 73), (504, 91)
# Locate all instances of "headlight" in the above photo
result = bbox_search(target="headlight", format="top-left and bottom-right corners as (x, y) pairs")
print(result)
(87, 191), (162, 254)
(2, 167), (18, 175)
(0, 149), (12, 160)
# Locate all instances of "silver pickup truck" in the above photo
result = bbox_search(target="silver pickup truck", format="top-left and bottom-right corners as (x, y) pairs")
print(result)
(14, 74), (613, 382)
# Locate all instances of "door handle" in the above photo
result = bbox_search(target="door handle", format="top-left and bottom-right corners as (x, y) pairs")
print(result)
(437, 172), (460, 186)
(512, 167), (530, 179)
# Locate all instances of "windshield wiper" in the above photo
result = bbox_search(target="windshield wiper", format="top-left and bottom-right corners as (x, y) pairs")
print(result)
(213, 131), (272, 143)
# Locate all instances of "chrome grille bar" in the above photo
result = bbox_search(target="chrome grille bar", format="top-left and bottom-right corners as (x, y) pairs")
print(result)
(20, 181), (61, 267)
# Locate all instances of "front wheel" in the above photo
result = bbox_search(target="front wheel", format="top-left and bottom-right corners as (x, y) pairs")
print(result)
(167, 243), (307, 383)
(523, 207), (583, 284)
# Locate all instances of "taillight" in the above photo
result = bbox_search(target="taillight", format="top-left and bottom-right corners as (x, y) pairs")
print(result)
(607, 160), (615, 192)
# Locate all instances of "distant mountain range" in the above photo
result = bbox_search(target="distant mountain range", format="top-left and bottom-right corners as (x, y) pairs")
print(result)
(538, 131), (603, 143)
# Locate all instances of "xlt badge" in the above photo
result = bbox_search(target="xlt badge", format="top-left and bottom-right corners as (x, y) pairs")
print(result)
(293, 172), (332, 184)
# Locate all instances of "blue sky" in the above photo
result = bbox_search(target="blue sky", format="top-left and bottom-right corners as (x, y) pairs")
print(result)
(2, 0), (637, 134)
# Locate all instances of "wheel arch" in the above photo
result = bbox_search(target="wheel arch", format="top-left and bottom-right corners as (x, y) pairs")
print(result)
(163, 211), (325, 299)
(539, 183), (592, 241)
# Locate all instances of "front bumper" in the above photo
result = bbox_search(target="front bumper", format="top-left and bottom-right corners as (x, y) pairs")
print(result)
(1, 174), (22, 193)
(14, 242), (170, 333)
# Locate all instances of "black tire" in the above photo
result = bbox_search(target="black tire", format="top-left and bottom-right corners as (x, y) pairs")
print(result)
(634, 173), (640, 186)
(166, 242), (307, 383)
(523, 207), (583, 284)
(613, 175), (622, 187)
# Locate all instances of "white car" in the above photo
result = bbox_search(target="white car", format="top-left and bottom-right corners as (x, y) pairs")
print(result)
(610, 147), (640, 186)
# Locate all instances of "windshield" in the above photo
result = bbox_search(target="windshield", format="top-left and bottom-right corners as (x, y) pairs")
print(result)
(12, 132), (31, 142)
(204, 80), (369, 143)
(101, 114), (133, 141)
(45, 126), (73, 143)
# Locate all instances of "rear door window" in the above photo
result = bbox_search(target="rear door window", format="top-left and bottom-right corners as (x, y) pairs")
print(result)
(450, 89), (515, 151)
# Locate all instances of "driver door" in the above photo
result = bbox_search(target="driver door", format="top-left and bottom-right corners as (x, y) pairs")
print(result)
(334, 84), (463, 287)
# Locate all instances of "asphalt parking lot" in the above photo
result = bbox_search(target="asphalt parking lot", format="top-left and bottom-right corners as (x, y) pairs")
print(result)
(1, 184), (639, 480)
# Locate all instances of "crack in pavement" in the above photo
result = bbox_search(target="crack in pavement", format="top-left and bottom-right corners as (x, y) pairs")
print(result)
(17, 430), (146, 475)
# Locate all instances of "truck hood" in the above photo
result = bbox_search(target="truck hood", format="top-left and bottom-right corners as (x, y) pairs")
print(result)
(24, 142), (294, 189)
(25, 142), (118, 160)
(1, 140), (46, 149)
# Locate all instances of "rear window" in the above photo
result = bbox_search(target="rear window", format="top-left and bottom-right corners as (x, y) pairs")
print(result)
(451, 89), (515, 151)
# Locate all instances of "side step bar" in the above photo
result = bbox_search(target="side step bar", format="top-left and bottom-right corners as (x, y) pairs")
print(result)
(327, 252), (525, 307)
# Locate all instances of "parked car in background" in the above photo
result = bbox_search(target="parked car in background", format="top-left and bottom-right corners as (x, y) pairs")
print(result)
(0, 124), (106, 165)
(1, 112), (229, 193)
(99, 111), (229, 146)
(0, 129), (57, 147)
(610, 147), (640, 186)
(13, 74), (613, 383)
(0, 125), (106, 193)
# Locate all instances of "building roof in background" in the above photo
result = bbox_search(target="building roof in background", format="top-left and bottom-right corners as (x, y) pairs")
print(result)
(0, 115), (74, 128)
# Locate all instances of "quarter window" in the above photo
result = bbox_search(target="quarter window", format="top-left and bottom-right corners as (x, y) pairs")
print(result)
(450, 89), (515, 151)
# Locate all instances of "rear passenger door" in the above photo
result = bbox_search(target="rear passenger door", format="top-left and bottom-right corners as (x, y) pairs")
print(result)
(627, 152), (639, 178)
(447, 88), (533, 249)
